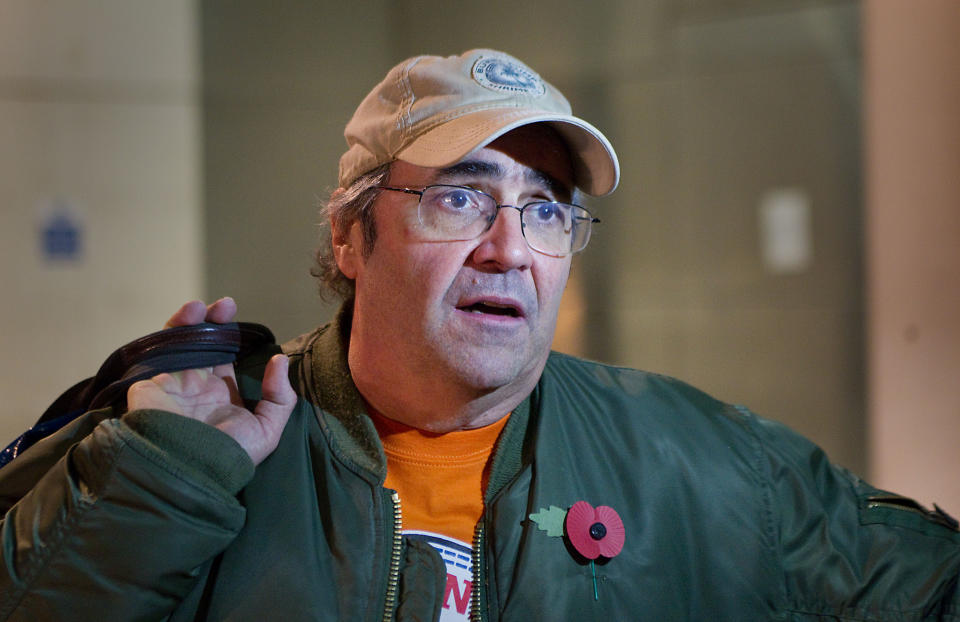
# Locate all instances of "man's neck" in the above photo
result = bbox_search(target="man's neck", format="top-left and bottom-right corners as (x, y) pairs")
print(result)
(349, 357), (536, 433)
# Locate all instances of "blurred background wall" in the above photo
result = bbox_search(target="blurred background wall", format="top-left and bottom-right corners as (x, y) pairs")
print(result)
(0, 1), (203, 440)
(1, 0), (957, 511)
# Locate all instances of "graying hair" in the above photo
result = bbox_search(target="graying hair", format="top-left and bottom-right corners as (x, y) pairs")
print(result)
(311, 163), (391, 300)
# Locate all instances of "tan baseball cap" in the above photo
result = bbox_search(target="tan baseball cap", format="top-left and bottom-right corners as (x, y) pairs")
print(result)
(338, 49), (620, 196)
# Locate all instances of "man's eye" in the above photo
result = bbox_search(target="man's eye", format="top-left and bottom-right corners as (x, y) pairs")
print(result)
(532, 203), (564, 223)
(438, 188), (477, 211)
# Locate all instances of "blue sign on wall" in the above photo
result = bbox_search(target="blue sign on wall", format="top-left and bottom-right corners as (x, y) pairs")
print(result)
(40, 202), (83, 262)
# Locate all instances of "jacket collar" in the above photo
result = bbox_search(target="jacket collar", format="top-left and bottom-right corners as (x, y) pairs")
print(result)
(284, 300), (388, 480)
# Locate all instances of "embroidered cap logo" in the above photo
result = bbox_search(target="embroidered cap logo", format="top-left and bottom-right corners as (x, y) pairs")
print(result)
(472, 56), (546, 96)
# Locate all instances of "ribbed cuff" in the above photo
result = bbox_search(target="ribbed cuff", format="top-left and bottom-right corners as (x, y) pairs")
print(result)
(122, 409), (255, 495)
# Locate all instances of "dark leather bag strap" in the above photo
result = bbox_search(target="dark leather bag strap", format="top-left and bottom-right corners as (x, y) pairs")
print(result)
(0, 321), (275, 468)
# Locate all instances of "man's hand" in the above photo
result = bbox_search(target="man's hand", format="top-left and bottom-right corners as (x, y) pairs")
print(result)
(126, 298), (296, 465)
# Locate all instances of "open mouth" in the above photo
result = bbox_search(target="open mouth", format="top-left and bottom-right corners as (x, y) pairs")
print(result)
(458, 301), (521, 318)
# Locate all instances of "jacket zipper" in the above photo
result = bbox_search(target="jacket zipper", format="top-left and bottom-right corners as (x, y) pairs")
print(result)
(469, 522), (485, 622)
(382, 491), (403, 622)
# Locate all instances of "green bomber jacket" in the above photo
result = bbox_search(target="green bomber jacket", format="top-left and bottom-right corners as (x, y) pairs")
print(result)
(0, 306), (957, 621)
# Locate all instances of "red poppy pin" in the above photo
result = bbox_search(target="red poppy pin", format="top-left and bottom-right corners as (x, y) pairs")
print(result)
(529, 501), (625, 600)
(565, 501), (626, 559)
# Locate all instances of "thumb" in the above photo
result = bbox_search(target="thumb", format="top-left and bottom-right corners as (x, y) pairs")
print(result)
(253, 354), (297, 436)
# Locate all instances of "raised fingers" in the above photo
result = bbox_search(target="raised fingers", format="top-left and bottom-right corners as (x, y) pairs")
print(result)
(164, 297), (237, 328)
(204, 297), (238, 324)
(165, 300), (207, 328)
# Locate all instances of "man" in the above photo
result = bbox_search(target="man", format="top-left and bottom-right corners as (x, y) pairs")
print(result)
(0, 49), (957, 621)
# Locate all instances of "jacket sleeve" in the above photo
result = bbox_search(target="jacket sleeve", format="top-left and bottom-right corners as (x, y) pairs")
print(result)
(751, 414), (960, 621)
(0, 409), (255, 621)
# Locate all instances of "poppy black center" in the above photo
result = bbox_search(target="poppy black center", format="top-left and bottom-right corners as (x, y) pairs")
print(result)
(589, 522), (607, 540)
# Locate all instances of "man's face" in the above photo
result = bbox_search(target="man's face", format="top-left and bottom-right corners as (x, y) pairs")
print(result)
(335, 125), (576, 427)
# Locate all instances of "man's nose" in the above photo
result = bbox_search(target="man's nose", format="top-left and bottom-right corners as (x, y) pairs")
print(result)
(470, 206), (534, 271)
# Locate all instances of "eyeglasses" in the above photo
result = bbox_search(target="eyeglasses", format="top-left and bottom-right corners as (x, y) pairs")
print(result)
(378, 185), (599, 257)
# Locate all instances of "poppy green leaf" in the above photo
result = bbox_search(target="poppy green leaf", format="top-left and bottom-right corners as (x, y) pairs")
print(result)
(529, 505), (568, 537)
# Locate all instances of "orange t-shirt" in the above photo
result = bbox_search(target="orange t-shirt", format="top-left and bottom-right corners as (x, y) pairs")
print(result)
(369, 409), (509, 545)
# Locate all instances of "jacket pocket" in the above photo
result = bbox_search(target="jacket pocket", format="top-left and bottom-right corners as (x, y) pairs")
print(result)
(859, 492), (960, 539)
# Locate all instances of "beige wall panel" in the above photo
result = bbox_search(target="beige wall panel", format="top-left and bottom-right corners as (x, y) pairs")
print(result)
(0, 0), (195, 85)
(865, 0), (960, 512)
(0, 1), (201, 445)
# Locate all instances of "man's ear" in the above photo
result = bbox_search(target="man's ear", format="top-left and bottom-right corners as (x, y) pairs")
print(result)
(330, 189), (364, 279)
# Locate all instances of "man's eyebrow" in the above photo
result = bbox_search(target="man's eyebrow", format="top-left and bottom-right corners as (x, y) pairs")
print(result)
(433, 160), (572, 200)
(433, 160), (502, 182)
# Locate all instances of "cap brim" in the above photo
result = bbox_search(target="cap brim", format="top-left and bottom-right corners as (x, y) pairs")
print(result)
(395, 108), (620, 196)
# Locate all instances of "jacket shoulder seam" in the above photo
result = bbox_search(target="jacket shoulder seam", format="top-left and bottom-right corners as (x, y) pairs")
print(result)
(734, 404), (787, 610)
